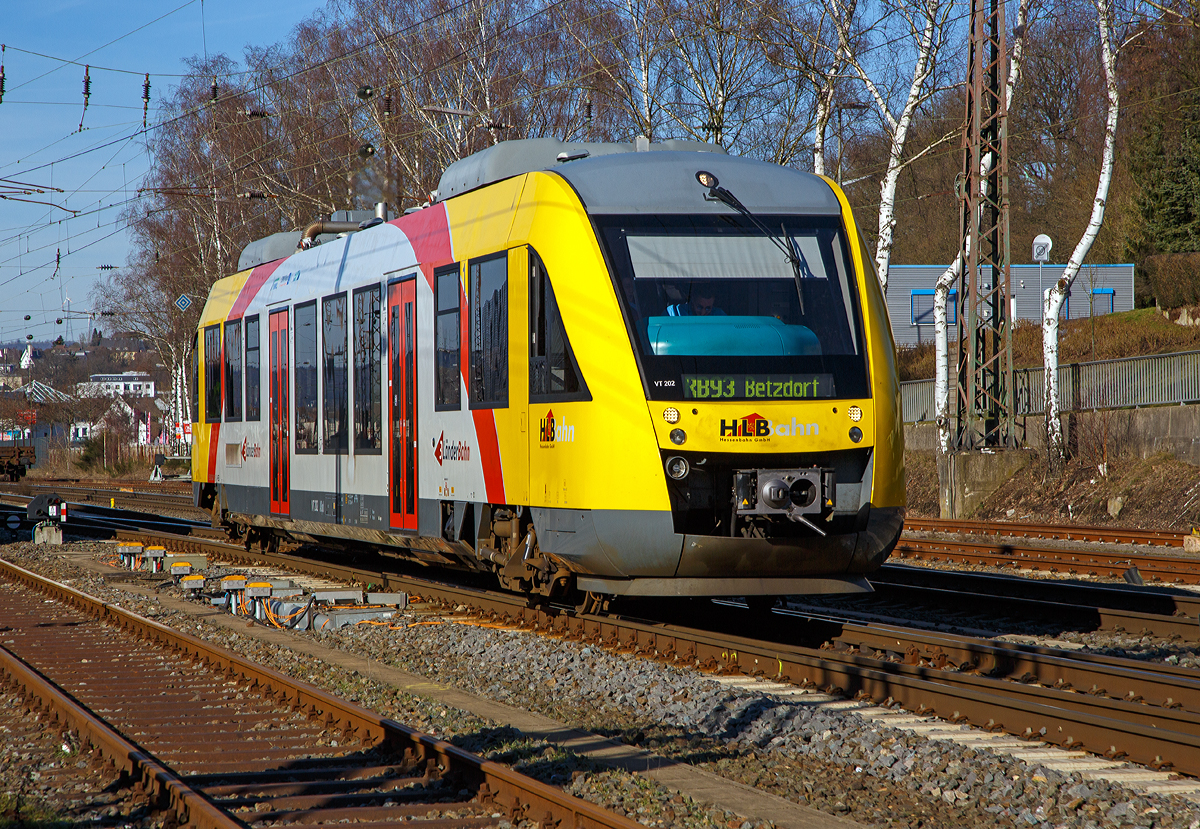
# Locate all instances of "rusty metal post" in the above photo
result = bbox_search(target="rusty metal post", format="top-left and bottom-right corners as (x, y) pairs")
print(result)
(955, 0), (1015, 448)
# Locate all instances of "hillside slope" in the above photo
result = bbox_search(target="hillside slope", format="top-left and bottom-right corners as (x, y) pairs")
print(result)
(898, 307), (1200, 381)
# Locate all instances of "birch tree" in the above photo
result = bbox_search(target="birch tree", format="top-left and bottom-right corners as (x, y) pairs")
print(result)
(1043, 0), (1124, 463)
(758, 0), (862, 172)
(848, 0), (957, 294)
(556, 0), (678, 141)
(658, 0), (779, 155)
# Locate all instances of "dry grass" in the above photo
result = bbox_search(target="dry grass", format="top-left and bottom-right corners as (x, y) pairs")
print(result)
(896, 306), (1200, 381)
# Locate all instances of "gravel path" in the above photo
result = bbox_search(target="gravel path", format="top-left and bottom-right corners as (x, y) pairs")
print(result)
(5, 539), (1200, 829)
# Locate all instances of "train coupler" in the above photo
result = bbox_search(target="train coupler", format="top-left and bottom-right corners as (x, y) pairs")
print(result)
(733, 468), (836, 529)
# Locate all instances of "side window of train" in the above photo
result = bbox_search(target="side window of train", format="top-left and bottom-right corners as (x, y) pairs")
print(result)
(244, 315), (261, 421)
(434, 264), (461, 410)
(353, 284), (381, 452)
(224, 319), (243, 422)
(529, 249), (590, 402)
(469, 252), (508, 409)
(294, 301), (319, 454)
(203, 324), (222, 423)
(322, 293), (349, 454)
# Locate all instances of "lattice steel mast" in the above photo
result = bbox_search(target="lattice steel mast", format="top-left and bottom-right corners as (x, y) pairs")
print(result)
(955, 0), (1015, 449)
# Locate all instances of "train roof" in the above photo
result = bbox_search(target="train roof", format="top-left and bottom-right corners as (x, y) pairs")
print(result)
(436, 137), (841, 217)
(554, 151), (842, 216)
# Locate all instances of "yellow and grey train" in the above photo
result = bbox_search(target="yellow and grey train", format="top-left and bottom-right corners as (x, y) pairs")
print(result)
(192, 137), (905, 601)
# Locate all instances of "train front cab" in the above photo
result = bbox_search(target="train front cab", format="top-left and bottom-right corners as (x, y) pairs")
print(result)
(522, 153), (906, 597)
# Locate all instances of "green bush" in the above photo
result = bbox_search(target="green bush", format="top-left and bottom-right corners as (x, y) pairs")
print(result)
(1142, 252), (1200, 308)
(75, 436), (105, 472)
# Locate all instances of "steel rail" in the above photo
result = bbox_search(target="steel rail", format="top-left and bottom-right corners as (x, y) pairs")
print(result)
(894, 536), (1200, 583)
(869, 564), (1200, 640)
(0, 482), (196, 511)
(782, 609), (1200, 713)
(904, 516), (1187, 547)
(137, 535), (1200, 776)
(0, 643), (242, 829)
(0, 556), (647, 829)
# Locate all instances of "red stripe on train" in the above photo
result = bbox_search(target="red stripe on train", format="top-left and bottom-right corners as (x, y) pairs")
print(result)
(207, 423), (221, 481)
(471, 410), (506, 504)
(229, 259), (286, 320)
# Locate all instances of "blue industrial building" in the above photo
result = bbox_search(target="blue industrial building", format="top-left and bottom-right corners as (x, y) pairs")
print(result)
(886, 264), (1135, 348)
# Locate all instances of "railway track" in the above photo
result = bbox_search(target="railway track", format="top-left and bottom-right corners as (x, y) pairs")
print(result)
(904, 516), (1189, 547)
(97, 527), (1200, 777)
(0, 481), (197, 514)
(894, 534), (1200, 583)
(0, 557), (645, 829)
(831, 563), (1200, 641)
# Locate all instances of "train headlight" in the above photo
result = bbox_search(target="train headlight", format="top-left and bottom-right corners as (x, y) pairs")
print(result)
(670, 428), (687, 445)
(848, 405), (863, 422)
(696, 170), (719, 188)
(790, 478), (817, 509)
(849, 426), (863, 443)
(666, 456), (690, 480)
(663, 407), (680, 423)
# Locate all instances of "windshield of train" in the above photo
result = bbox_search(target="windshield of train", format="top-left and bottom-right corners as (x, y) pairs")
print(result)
(596, 214), (868, 401)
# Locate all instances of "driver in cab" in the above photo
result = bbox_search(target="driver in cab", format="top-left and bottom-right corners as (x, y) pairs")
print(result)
(666, 286), (725, 317)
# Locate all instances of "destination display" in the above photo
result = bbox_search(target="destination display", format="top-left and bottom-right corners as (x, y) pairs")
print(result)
(682, 373), (836, 400)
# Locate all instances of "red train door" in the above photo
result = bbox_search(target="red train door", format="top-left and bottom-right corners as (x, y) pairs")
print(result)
(389, 278), (418, 530)
(269, 308), (290, 515)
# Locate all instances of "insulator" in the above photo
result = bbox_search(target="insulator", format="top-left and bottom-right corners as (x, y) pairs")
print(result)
(211, 77), (218, 103)
(143, 73), (151, 129)
(0, 44), (6, 104)
(584, 99), (593, 121)
(383, 92), (392, 118)
(78, 65), (92, 131)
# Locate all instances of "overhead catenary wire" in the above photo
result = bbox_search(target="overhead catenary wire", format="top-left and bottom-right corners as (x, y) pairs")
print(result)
(0, 0), (1168, 305)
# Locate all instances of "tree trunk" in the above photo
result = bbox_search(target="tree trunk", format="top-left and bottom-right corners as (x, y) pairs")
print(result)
(1044, 0), (1120, 464)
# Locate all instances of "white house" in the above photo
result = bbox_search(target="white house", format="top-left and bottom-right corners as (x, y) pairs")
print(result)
(76, 371), (157, 398)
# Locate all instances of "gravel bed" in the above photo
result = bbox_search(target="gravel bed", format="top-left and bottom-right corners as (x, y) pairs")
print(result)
(0, 686), (160, 827)
(6, 539), (1200, 828)
(0, 540), (764, 829)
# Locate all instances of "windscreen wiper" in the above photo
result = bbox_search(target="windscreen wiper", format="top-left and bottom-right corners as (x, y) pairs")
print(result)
(695, 170), (808, 314)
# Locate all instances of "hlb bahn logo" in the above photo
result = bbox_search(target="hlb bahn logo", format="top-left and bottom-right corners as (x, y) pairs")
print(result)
(434, 431), (471, 466)
(539, 409), (575, 446)
(719, 413), (819, 441)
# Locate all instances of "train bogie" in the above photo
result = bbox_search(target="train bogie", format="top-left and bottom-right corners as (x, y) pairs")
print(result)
(193, 138), (904, 600)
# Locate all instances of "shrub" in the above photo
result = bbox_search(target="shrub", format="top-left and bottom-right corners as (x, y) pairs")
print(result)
(1142, 252), (1200, 309)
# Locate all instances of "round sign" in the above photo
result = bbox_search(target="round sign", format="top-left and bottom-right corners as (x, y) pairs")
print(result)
(6, 514), (21, 530)
(1033, 233), (1053, 263)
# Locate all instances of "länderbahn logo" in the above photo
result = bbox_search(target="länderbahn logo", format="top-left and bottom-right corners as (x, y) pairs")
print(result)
(434, 431), (471, 465)
(719, 413), (819, 440)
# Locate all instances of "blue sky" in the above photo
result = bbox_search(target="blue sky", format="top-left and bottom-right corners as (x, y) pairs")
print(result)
(0, 0), (328, 344)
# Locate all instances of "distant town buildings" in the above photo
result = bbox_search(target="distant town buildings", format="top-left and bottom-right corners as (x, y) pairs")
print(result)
(76, 372), (156, 398)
